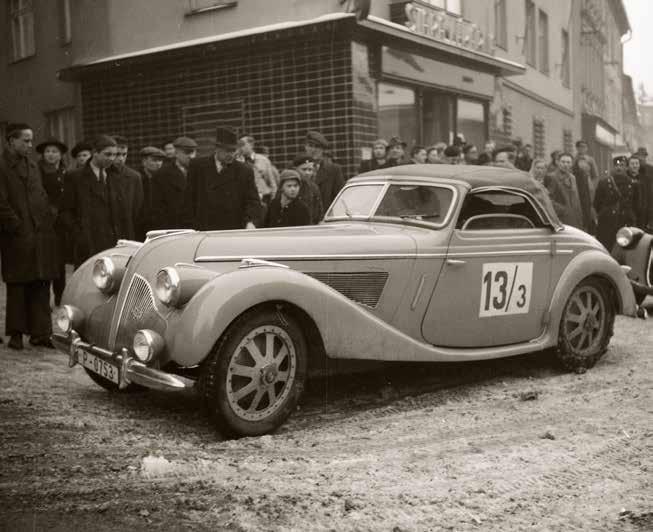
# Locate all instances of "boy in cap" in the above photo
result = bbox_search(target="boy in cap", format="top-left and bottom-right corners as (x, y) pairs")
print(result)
(304, 130), (345, 207)
(152, 136), (197, 230)
(293, 154), (324, 224)
(264, 169), (311, 228)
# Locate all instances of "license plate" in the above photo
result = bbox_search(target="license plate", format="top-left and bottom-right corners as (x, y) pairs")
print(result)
(77, 348), (119, 384)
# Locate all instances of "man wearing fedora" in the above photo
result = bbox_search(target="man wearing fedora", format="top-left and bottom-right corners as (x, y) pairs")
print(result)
(36, 136), (71, 306)
(634, 147), (653, 231)
(152, 136), (197, 230)
(304, 130), (345, 208)
(136, 146), (166, 240)
(0, 124), (58, 349)
(183, 127), (260, 231)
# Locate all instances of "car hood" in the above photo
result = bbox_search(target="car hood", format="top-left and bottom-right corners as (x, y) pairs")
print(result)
(194, 222), (419, 261)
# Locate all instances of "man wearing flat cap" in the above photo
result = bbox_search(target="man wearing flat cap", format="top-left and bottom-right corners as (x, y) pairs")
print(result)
(152, 136), (197, 231)
(304, 130), (345, 208)
(136, 147), (165, 240)
(183, 127), (260, 230)
(0, 123), (58, 350)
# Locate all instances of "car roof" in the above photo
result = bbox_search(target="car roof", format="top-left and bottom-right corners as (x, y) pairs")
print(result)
(351, 164), (534, 190)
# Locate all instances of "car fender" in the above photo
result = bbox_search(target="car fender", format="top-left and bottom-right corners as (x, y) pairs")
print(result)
(546, 249), (637, 338)
(611, 232), (653, 286)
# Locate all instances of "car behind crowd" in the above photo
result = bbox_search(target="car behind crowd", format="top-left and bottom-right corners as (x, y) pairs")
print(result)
(52, 165), (637, 437)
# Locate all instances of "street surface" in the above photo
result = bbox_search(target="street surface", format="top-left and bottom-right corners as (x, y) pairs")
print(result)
(0, 306), (652, 531)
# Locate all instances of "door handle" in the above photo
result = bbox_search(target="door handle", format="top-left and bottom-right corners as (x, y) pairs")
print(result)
(446, 259), (466, 266)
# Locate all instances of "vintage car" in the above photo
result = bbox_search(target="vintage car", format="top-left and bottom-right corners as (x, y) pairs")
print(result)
(52, 165), (637, 437)
(611, 226), (653, 309)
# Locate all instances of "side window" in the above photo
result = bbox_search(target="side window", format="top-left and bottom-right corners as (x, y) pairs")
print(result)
(457, 190), (544, 230)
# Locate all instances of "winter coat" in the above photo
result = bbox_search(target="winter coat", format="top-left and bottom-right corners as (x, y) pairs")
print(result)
(39, 160), (74, 264)
(136, 167), (156, 241)
(0, 150), (58, 282)
(264, 196), (311, 228)
(544, 169), (584, 229)
(637, 163), (653, 230)
(594, 173), (640, 250)
(315, 160), (345, 209)
(298, 178), (323, 224)
(572, 166), (594, 233)
(184, 157), (261, 230)
(116, 164), (143, 238)
(152, 162), (189, 230)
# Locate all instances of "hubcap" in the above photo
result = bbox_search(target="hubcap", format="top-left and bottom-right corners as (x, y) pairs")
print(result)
(563, 286), (606, 355)
(226, 325), (296, 422)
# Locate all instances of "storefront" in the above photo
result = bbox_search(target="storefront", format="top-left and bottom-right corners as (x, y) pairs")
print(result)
(582, 114), (622, 178)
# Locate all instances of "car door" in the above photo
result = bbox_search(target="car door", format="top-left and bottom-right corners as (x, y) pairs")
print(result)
(422, 188), (554, 348)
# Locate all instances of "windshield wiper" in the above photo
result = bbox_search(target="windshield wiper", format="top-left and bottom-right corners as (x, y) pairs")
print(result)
(399, 213), (441, 220)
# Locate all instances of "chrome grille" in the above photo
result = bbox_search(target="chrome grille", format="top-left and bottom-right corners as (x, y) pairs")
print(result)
(112, 274), (166, 350)
(306, 272), (389, 308)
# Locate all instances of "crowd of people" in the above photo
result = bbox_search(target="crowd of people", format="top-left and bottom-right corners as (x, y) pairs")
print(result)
(1, 121), (652, 350)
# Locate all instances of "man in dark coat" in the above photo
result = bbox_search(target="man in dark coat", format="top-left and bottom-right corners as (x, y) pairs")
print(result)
(634, 147), (653, 231)
(184, 127), (260, 230)
(62, 135), (135, 265)
(0, 123), (58, 349)
(136, 146), (165, 240)
(544, 152), (584, 230)
(304, 130), (345, 208)
(152, 136), (197, 230)
(358, 139), (390, 173)
(112, 135), (143, 237)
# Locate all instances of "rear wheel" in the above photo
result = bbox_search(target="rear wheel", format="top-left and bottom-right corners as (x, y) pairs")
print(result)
(556, 278), (615, 372)
(201, 307), (307, 438)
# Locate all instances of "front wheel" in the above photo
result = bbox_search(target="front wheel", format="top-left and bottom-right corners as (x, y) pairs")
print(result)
(556, 278), (615, 372)
(201, 307), (307, 438)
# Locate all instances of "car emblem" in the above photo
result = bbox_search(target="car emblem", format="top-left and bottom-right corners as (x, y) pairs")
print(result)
(130, 305), (145, 321)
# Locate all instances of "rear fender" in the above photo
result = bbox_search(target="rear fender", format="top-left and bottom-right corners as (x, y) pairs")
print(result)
(546, 250), (637, 339)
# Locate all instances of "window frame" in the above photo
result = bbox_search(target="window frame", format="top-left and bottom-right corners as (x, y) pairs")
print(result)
(494, 0), (508, 50)
(524, 0), (536, 67)
(538, 8), (549, 75)
(59, 0), (72, 45)
(9, 0), (36, 62)
(561, 28), (570, 88)
(461, 213), (536, 231)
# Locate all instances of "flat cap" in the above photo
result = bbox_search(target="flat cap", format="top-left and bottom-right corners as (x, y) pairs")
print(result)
(140, 146), (166, 158)
(172, 136), (198, 149)
(292, 154), (314, 167)
(279, 169), (302, 185)
(71, 141), (93, 158)
(305, 130), (329, 149)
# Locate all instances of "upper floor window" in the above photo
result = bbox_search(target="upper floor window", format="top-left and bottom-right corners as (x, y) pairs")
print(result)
(524, 0), (536, 67)
(494, 0), (507, 50)
(538, 9), (549, 75)
(186, 0), (237, 15)
(561, 29), (570, 87)
(59, 0), (71, 45)
(9, 0), (35, 62)
(422, 0), (462, 16)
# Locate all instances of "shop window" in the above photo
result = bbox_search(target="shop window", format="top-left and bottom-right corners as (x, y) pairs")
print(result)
(378, 83), (417, 149)
(9, 0), (35, 62)
(524, 0), (536, 67)
(59, 0), (71, 45)
(532, 118), (545, 158)
(423, 90), (455, 147)
(186, 0), (237, 15)
(538, 9), (549, 75)
(457, 99), (486, 151)
(45, 108), (77, 153)
(561, 29), (570, 88)
(494, 0), (507, 50)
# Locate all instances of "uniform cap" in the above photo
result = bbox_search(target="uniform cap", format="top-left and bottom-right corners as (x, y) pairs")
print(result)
(172, 136), (198, 150)
(140, 146), (166, 158)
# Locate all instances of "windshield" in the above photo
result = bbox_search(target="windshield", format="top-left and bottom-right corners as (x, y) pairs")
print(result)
(326, 183), (455, 227)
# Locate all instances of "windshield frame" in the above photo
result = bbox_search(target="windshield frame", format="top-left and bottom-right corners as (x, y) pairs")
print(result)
(324, 180), (459, 229)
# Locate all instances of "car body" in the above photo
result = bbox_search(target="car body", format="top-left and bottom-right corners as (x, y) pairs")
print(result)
(52, 164), (637, 437)
(611, 226), (653, 309)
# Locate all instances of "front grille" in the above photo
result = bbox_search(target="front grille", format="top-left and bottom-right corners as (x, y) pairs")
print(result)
(85, 297), (117, 348)
(112, 274), (166, 351)
(306, 272), (389, 308)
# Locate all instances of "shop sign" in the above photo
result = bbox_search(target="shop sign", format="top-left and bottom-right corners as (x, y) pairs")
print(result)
(404, 2), (495, 55)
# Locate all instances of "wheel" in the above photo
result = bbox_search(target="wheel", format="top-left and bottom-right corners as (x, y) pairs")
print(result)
(556, 278), (615, 372)
(200, 307), (307, 438)
(84, 368), (143, 392)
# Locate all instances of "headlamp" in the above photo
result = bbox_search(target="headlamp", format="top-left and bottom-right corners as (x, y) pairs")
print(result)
(133, 329), (164, 362)
(92, 257), (125, 294)
(154, 267), (181, 306)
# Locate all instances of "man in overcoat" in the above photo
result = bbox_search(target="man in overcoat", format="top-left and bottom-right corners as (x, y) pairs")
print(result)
(0, 124), (58, 350)
(112, 135), (143, 238)
(304, 130), (345, 208)
(136, 146), (165, 240)
(183, 127), (260, 231)
(62, 135), (135, 265)
(634, 147), (653, 231)
(544, 152), (584, 230)
(152, 136), (197, 230)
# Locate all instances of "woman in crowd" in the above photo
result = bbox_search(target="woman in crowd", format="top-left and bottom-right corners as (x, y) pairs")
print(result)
(528, 157), (548, 184)
(70, 141), (93, 169)
(36, 137), (70, 306)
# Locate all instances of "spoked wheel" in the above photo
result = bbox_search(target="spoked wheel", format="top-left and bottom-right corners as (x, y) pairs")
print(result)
(556, 278), (615, 372)
(201, 307), (307, 438)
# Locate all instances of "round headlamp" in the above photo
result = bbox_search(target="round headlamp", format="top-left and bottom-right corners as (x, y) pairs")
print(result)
(155, 267), (181, 306)
(93, 257), (120, 294)
(616, 227), (634, 248)
(52, 305), (84, 334)
(133, 329), (164, 362)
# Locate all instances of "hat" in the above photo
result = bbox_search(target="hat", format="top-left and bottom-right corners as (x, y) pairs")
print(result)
(635, 147), (648, 156)
(613, 155), (628, 166)
(372, 138), (389, 149)
(292, 154), (314, 167)
(444, 145), (461, 157)
(279, 169), (302, 185)
(5, 123), (31, 140)
(140, 146), (166, 158)
(388, 136), (407, 148)
(172, 136), (198, 150)
(305, 130), (329, 149)
(215, 126), (239, 149)
(70, 141), (93, 158)
(36, 137), (68, 155)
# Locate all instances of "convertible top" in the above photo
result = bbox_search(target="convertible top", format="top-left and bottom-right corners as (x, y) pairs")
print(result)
(353, 164), (562, 228)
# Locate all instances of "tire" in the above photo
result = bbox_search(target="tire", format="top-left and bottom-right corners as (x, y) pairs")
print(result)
(200, 306), (308, 438)
(555, 278), (615, 372)
(84, 368), (143, 393)
(635, 292), (646, 306)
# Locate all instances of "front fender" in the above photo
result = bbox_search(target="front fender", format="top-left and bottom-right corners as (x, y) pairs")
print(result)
(611, 232), (653, 287)
(547, 250), (637, 339)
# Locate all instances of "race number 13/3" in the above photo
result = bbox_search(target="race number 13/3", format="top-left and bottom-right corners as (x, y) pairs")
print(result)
(479, 262), (533, 317)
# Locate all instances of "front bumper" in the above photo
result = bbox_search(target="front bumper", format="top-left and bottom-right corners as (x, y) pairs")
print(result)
(52, 331), (194, 392)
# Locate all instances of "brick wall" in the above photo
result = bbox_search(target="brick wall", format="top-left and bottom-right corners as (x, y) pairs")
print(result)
(80, 25), (361, 177)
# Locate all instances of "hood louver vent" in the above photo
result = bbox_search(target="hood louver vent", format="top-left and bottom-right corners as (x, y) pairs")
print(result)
(306, 272), (389, 308)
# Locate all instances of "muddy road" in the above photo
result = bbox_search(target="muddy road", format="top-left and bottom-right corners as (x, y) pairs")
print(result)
(1, 315), (652, 531)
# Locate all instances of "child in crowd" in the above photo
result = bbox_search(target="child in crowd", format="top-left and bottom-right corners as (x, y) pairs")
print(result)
(264, 169), (311, 228)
